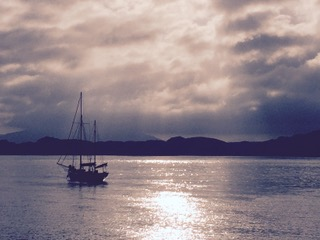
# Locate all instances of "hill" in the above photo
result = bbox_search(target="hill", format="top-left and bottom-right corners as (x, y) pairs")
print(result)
(1, 130), (320, 156)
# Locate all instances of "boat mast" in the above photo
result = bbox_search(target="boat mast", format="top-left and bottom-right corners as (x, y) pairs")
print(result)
(80, 92), (83, 168)
(94, 120), (97, 164)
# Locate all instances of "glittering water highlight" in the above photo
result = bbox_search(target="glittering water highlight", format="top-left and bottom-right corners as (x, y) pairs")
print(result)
(1, 156), (320, 239)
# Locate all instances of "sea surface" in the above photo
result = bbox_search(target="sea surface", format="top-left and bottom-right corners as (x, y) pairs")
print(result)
(1, 156), (320, 240)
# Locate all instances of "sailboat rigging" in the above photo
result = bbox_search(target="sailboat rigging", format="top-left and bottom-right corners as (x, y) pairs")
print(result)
(57, 92), (109, 184)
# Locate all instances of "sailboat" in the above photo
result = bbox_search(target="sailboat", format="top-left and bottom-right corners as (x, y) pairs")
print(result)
(57, 92), (109, 184)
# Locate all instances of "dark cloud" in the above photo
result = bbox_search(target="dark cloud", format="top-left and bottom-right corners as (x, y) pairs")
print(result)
(233, 34), (307, 53)
(225, 12), (270, 32)
(212, 0), (283, 12)
(0, 28), (47, 50)
(0, 27), (81, 69)
(255, 96), (320, 136)
(238, 50), (318, 76)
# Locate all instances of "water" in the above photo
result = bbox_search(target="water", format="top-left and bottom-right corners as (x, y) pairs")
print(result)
(1, 156), (320, 239)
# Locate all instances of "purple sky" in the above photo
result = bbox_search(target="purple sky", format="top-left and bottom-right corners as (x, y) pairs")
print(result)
(1, 0), (320, 141)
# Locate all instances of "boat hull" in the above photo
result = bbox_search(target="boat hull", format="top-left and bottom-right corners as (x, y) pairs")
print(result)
(67, 169), (108, 184)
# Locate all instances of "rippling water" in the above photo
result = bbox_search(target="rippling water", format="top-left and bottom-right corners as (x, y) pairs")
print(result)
(1, 156), (320, 239)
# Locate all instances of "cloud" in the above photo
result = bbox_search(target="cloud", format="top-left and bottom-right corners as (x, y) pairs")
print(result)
(212, 0), (287, 13)
(225, 11), (270, 32)
(1, 0), (320, 141)
(234, 34), (304, 53)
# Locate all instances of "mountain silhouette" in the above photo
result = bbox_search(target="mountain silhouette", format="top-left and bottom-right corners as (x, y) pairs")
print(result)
(1, 130), (320, 156)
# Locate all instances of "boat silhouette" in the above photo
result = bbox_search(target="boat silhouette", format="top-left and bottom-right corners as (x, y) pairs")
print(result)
(57, 92), (108, 184)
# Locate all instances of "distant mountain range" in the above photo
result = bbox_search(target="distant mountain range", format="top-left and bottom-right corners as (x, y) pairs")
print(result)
(1, 130), (320, 156)
(0, 130), (158, 143)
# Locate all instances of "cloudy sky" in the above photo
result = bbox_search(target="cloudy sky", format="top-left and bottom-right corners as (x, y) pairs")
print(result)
(1, 0), (320, 141)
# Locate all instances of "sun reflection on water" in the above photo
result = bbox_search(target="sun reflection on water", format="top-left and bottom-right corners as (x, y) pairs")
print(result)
(140, 191), (205, 240)
(153, 192), (199, 223)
